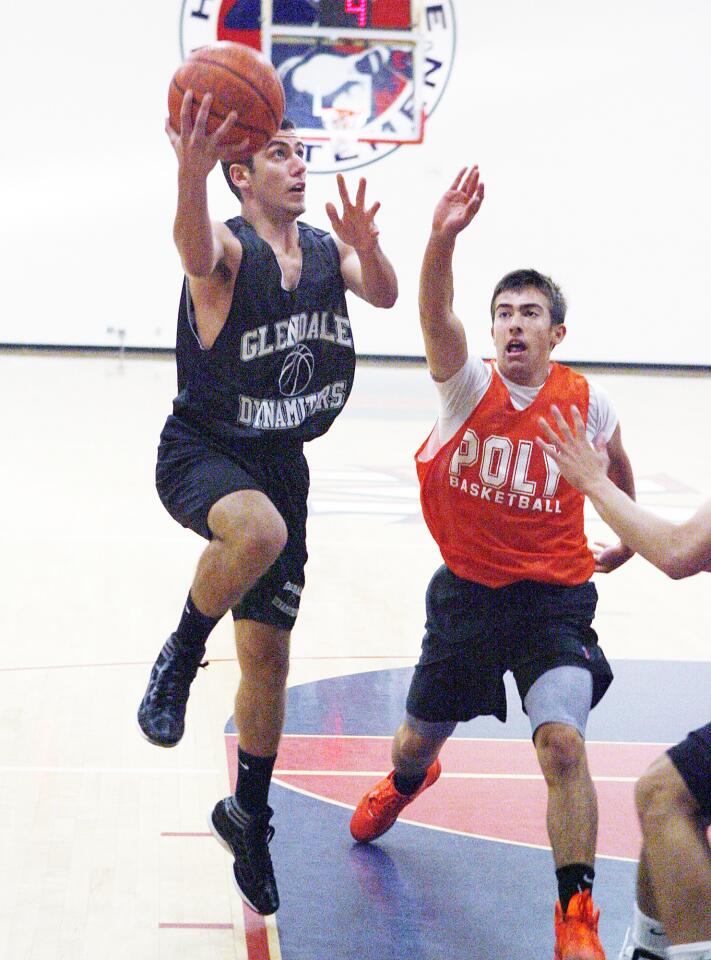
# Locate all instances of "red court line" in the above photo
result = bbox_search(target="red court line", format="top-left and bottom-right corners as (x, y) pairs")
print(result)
(278, 772), (642, 858)
(243, 905), (271, 959)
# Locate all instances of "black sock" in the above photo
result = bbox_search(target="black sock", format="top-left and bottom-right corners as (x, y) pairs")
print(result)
(392, 770), (427, 796)
(235, 748), (277, 814)
(173, 592), (219, 656)
(556, 863), (595, 914)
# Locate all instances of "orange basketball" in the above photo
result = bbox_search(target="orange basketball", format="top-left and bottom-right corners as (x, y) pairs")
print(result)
(168, 41), (285, 157)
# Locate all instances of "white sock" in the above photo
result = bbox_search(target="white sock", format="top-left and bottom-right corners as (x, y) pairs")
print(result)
(667, 943), (711, 960)
(633, 902), (670, 953)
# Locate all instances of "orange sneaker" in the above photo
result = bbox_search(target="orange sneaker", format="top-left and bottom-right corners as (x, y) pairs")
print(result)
(349, 760), (441, 842)
(554, 890), (606, 960)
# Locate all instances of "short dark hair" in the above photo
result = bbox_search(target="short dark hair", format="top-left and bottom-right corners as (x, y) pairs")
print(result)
(221, 117), (297, 200)
(490, 268), (567, 326)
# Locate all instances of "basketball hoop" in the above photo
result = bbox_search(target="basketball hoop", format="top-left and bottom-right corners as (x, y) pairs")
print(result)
(321, 106), (366, 159)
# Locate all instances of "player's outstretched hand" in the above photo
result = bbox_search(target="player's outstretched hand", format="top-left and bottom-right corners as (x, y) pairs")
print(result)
(325, 174), (381, 253)
(432, 166), (485, 239)
(537, 405), (633, 573)
(535, 404), (610, 493)
(165, 90), (250, 175)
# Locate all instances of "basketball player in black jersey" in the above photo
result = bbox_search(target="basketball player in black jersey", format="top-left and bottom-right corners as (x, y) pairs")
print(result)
(137, 91), (398, 915)
(538, 406), (711, 960)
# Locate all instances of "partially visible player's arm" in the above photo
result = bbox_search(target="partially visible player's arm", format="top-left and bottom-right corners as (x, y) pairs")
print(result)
(327, 175), (398, 308)
(419, 167), (484, 382)
(537, 405), (711, 579)
(167, 91), (247, 347)
(589, 422), (636, 572)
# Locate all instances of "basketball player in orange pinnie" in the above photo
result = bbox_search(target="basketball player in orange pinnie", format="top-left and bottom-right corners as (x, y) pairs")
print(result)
(137, 90), (398, 915)
(349, 167), (636, 960)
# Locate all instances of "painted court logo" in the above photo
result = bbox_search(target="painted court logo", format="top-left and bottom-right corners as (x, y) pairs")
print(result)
(179, 0), (456, 173)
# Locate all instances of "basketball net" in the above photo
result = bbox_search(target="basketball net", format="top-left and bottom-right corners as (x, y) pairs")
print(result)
(321, 106), (366, 159)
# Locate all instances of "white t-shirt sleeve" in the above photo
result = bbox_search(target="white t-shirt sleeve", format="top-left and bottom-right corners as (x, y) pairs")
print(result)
(586, 380), (618, 442)
(420, 357), (492, 458)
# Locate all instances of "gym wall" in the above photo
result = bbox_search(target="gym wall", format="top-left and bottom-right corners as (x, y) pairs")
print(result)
(3, 0), (710, 366)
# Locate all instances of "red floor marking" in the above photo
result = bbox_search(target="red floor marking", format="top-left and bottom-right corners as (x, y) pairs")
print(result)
(278, 772), (642, 858)
(243, 904), (271, 959)
(270, 735), (669, 779)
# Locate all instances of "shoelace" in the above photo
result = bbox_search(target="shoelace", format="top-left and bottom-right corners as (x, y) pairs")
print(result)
(367, 783), (408, 817)
(238, 817), (276, 877)
(149, 652), (208, 707)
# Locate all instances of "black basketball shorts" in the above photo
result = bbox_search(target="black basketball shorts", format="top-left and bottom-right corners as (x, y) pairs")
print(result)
(155, 415), (309, 631)
(667, 721), (711, 818)
(406, 564), (613, 725)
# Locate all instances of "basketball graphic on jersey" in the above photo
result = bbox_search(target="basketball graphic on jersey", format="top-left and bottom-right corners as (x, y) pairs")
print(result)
(280, 343), (315, 396)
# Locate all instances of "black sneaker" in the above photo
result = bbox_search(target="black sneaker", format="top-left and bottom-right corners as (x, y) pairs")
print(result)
(209, 797), (280, 915)
(136, 634), (207, 747)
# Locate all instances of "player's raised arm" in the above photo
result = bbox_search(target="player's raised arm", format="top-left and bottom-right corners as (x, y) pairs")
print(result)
(167, 91), (247, 279)
(419, 167), (485, 382)
(326, 174), (398, 309)
(537, 405), (711, 578)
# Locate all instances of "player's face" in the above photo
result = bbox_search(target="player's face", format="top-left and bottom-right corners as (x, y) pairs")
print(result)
(250, 134), (308, 217)
(491, 287), (566, 385)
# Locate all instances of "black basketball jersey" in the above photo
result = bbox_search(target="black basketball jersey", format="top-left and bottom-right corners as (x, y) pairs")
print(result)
(173, 217), (356, 446)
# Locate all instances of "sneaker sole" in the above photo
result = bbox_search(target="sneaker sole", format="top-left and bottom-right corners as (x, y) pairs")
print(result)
(206, 810), (270, 915)
(135, 715), (181, 748)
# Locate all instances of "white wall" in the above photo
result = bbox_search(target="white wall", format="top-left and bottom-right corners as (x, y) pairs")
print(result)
(3, 0), (710, 364)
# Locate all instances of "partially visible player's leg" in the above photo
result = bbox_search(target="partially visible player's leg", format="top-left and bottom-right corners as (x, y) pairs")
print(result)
(138, 488), (285, 747)
(351, 565), (502, 843)
(526, 665), (606, 960)
(349, 715), (449, 843)
(209, 619), (291, 917)
(636, 736), (711, 950)
(192, 490), (287, 617)
(209, 448), (309, 915)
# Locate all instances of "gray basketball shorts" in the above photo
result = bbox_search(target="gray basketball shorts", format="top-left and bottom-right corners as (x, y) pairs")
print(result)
(155, 415), (309, 631)
(406, 564), (613, 728)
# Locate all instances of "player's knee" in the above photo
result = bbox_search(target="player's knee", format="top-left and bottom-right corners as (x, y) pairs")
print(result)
(535, 722), (586, 782)
(210, 494), (288, 566)
(635, 755), (695, 830)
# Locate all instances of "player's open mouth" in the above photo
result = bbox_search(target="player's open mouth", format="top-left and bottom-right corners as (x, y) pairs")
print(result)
(290, 184), (305, 194)
(506, 339), (526, 354)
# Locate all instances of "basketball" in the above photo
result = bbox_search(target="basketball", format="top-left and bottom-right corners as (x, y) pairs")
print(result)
(168, 41), (285, 157)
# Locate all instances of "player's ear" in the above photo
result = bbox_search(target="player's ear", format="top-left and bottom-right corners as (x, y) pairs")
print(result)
(229, 162), (251, 192)
(550, 323), (566, 349)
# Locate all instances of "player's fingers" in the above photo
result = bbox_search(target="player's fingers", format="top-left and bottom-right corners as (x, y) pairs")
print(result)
(536, 416), (561, 446)
(180, 90), (194, 136)
(194, 92), (212, 135)
(570, 405), (587, 437)
(214, 110), (240, 143)
(325, 202), (342, 229)
(366, 200), (381, 220)
(336, 173), (351, 207)
(449, 167), (467, 191)
(535, 436), (559, 461)
(462, 165), (480, 195)
(165, 117), (180, 142)
(356, 177), (366, 208)
(549, 404), (575, 441)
